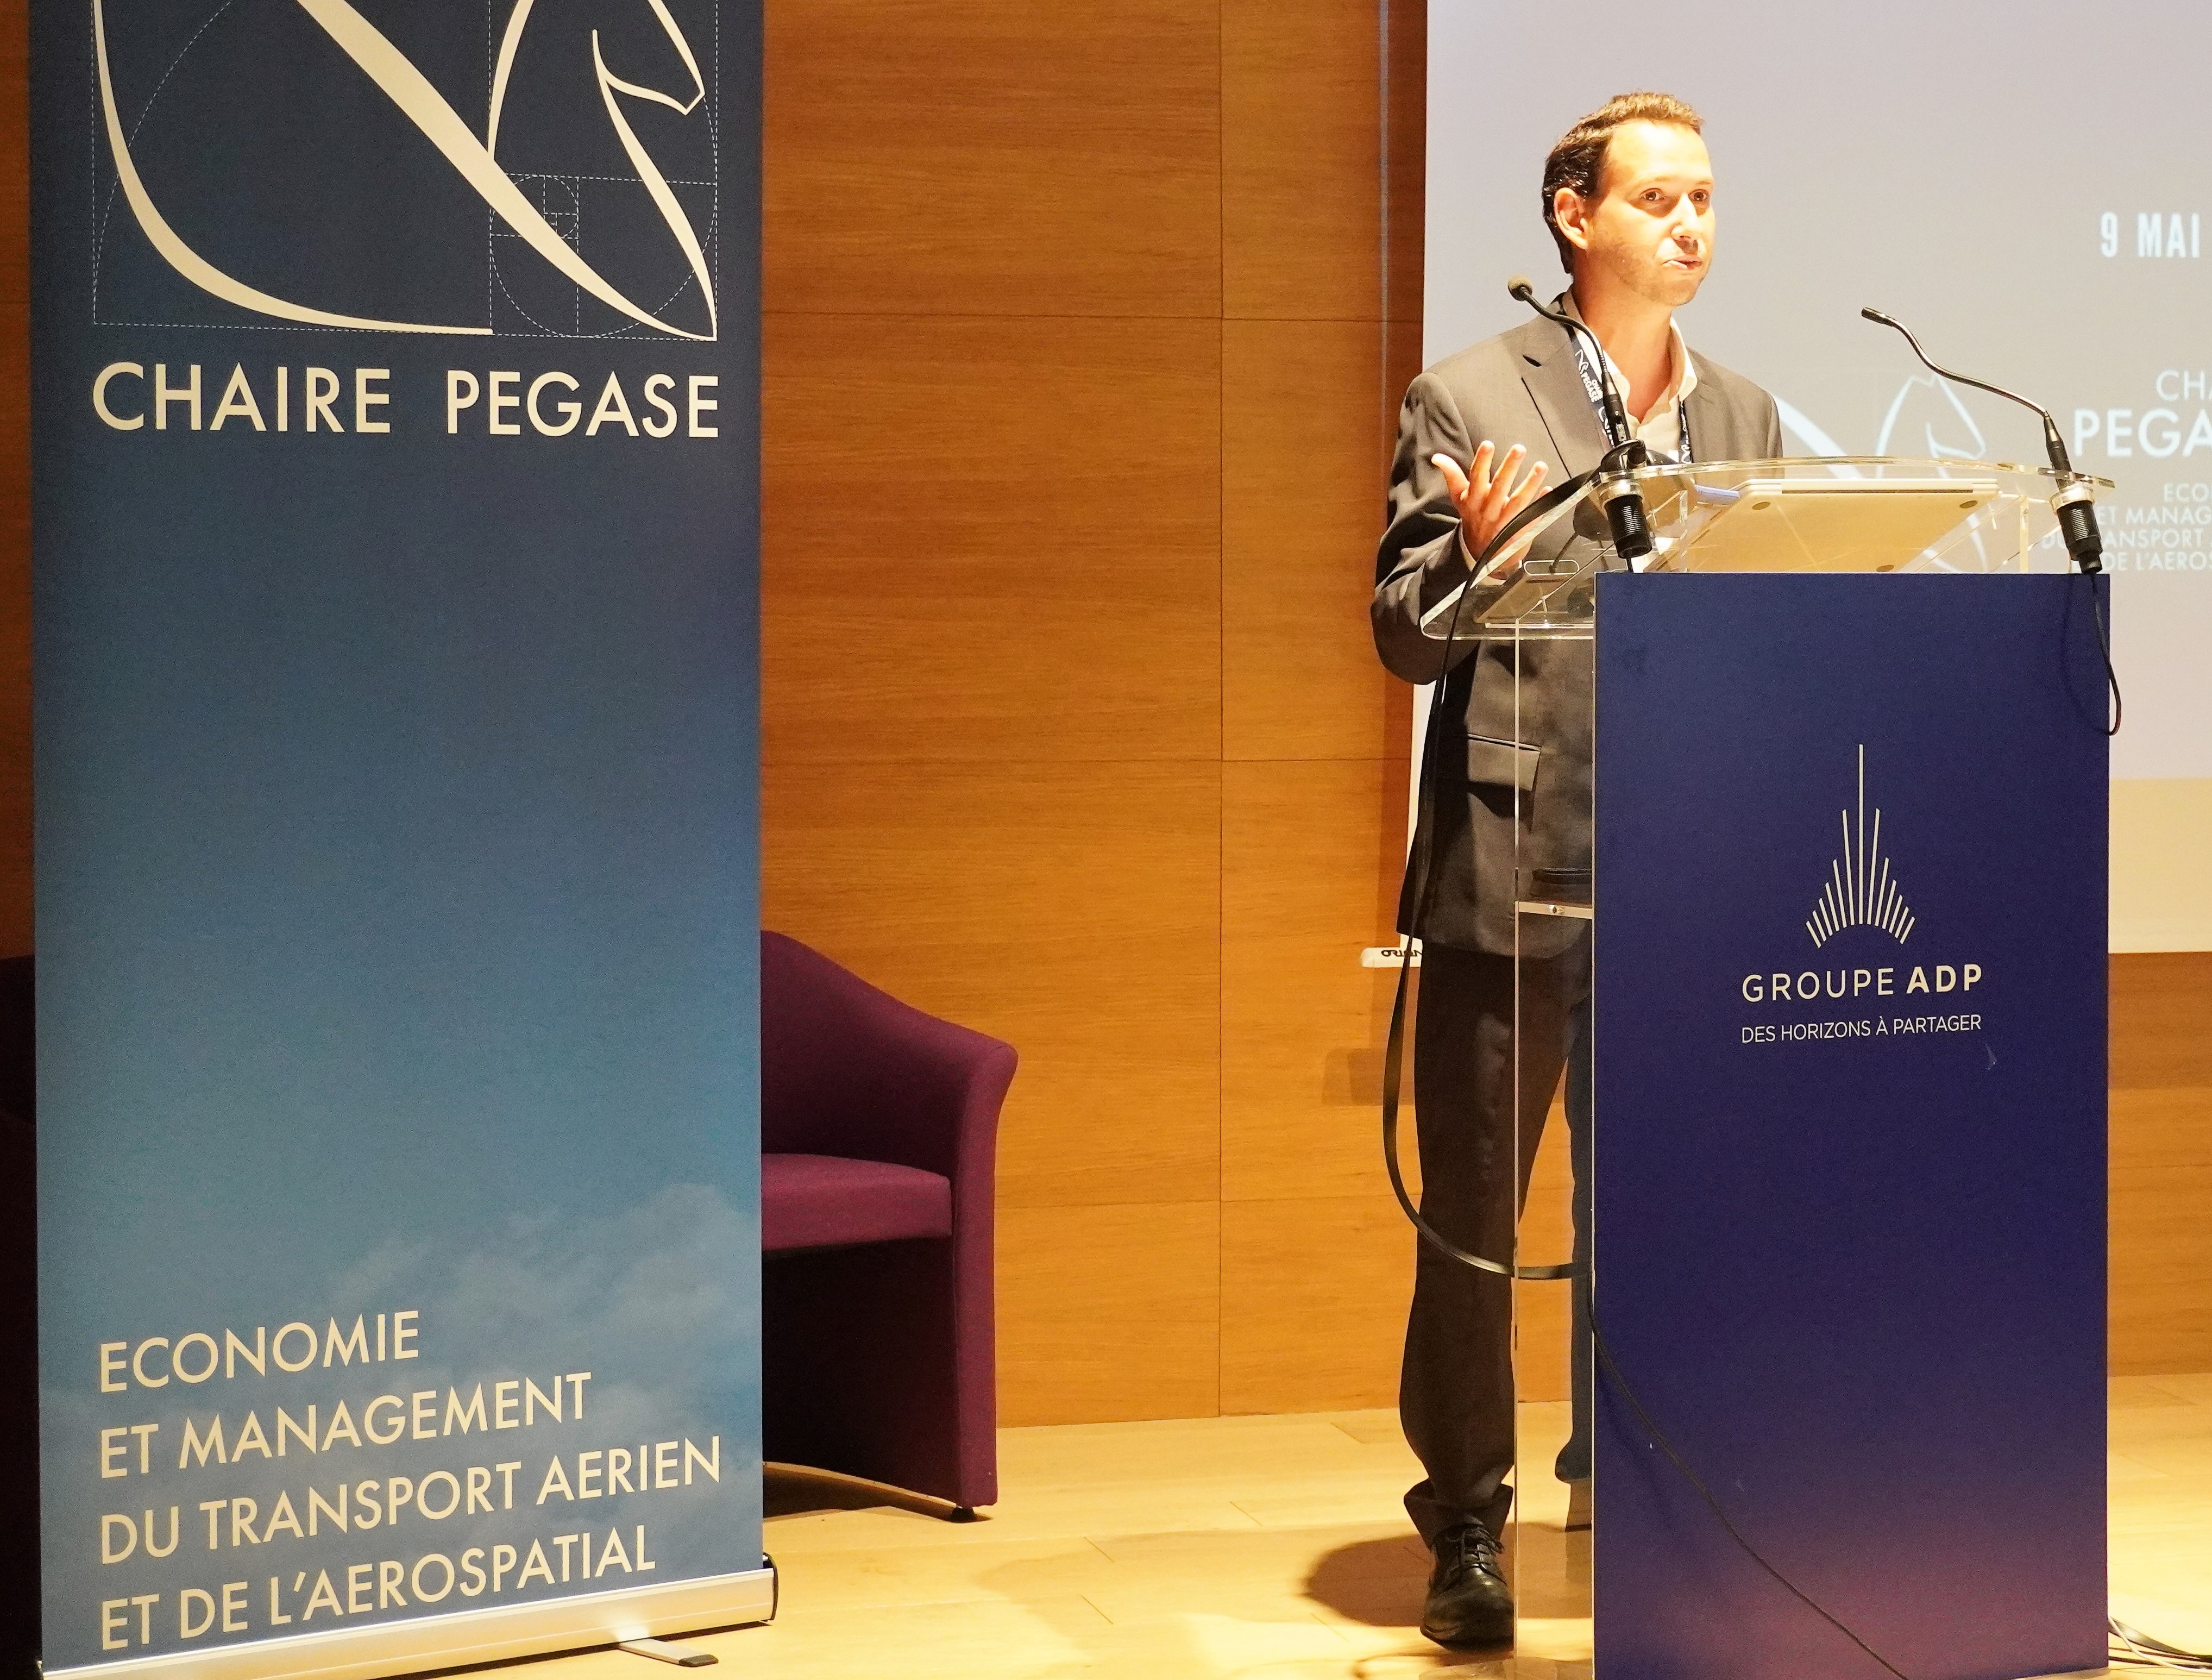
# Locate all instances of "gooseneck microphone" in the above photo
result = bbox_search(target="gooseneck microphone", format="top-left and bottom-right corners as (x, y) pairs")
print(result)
(1509, 275), (1633, 446)
(1507, 275), (1655, 562)
(1861, 306), (2103, 574)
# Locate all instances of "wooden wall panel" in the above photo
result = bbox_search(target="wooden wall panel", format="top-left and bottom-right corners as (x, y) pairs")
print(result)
(1222, 0), (1380, 321)
(761, 760), (1221, 1211)
(1383, 0), (1425, 336)
(1221, 318), (1393, 763)
(1221, 758), (1398, 1203)
(1212, 2), (1408, 1421)
(1515, 1108), (1573, 1405)
(1218, 1150), (1572, 1415)
(2112, 1087), (2212, 1374)
(1217, 193), (1426, 1414)
(0, 0), (24, 955)
(762, 313), (1222, 765)
(2112, 954), (2212, 1375)
(2113, 952), (2212, 1089)
(760, 0), (1233, 1427)
(999, 1202), (1220, 1426)
(755, 0), (1445, 1423)
(763, 0), (1221, 319)
(1221, 1194), (1409, 1414)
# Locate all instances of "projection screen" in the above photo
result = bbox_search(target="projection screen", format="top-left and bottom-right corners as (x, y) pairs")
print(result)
(1423, 0), (2210, 949)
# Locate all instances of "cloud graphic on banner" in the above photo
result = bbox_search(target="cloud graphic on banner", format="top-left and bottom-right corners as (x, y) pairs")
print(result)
(42, 1180), (761, 1604)
(319, 1180), (760, 1559)
(1807, 744), (1916, 949)
(92, 0), (717, 337)
(325, 1180), (758, 1430)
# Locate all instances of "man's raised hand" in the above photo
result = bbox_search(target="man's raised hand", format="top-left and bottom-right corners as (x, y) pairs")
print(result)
(1433, 441), (1549, 573)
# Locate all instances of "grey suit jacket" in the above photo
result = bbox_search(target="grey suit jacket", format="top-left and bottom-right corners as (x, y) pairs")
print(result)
(1373, 305), (1783, 957)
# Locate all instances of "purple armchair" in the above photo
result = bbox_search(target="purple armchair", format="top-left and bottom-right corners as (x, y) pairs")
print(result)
(759, 932), (1015, 1514)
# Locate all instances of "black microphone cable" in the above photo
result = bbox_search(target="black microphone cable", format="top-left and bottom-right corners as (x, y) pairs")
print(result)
(1861, 306), (2103, 574)
(1594, 1309), (2212, 1678)
(1510, 275), (1658, 562)
(1588, 1303), (1917, 1679)
(1380, 465), (1597, 1279)
(1861, 306), (2121, 737)
(2094, 587), (2124, 737)
(1382, 277), (1659, 1277)
(1509, 276), (1632, 450)
(2112, 1619), (2212, 1670)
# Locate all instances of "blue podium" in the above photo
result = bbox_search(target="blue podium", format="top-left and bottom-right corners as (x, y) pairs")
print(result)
(1456, 460), (2112, 1678)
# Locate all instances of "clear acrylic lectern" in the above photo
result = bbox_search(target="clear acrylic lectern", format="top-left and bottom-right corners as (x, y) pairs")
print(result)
(1416, 455), (2111, 1675)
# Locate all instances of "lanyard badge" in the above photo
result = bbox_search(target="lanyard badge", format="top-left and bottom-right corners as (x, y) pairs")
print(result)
(1568, 333), (1694, 465)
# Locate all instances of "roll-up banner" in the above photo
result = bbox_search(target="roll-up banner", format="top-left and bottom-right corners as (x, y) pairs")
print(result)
(30, 0), (767, 1673)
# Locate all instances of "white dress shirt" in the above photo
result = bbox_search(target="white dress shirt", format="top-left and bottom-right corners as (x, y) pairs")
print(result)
(1561, 290), (1697, 461)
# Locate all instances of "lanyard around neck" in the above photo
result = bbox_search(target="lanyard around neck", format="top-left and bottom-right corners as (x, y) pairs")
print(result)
(1567, 329), (1694, 465)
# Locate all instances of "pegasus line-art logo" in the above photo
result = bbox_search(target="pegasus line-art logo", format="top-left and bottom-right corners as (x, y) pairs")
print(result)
(91, 0), (718, 338)
(1805, 745), (1915, 949)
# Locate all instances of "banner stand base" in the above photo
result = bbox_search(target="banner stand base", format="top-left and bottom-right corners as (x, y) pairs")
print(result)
(43, 1568), (776, 1680)
(618, 1637), (719, 1666)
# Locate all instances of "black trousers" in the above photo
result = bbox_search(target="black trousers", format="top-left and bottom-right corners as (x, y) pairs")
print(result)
(1400, 937), (1592, 1546)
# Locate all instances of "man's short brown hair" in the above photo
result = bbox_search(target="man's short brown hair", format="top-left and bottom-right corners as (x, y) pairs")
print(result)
(1541, 92), (1704, 273)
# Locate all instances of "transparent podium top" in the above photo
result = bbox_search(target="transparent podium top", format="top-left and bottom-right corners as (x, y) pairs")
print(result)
(1425, 455), (2114, 638)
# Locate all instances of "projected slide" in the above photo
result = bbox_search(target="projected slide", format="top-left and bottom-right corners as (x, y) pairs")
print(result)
(1425, 0), (2209, 781)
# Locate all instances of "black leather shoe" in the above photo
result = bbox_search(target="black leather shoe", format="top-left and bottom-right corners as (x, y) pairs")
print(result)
(1420, 1520), (1513, 1650)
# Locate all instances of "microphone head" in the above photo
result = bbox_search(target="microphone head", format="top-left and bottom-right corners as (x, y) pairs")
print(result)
(1507, 274), (1536, 302)
(1861, 306), (1894, 325)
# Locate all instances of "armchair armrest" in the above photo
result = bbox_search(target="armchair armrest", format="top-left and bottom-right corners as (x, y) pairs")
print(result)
(761, 932), (1016, 1192)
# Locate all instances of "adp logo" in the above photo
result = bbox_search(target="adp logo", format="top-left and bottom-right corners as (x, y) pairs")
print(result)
(90, 0), (719, 339)
(1805, 742), (1915, 948)
(1740, 745), (1984, 1012)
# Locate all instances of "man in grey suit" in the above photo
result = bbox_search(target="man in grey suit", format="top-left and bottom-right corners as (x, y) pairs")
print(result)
(1372, 91), (1782, 1650)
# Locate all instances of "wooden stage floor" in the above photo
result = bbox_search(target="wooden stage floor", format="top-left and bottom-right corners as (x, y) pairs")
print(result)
(535, 1377), (2212, 1680)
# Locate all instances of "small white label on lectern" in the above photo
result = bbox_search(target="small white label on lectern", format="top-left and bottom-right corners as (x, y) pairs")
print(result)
(1362, 944), (1421, 968)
